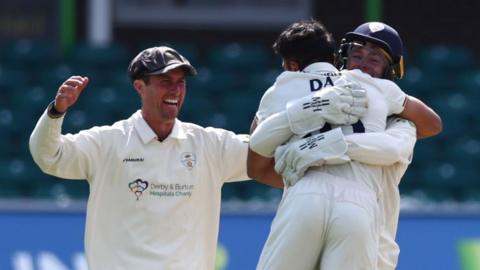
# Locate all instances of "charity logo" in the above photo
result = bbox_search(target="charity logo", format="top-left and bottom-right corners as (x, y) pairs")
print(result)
(129, 179), (149, 200)
(181, 152), (196, 170)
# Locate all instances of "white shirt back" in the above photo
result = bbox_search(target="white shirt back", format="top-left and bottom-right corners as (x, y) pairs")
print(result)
(255, 62), (407, 196)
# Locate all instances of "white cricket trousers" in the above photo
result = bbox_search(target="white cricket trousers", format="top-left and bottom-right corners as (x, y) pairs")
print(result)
(257, 170), (379, 270)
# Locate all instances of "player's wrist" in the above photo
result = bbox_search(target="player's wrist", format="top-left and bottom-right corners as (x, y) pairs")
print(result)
(47, 101), (66, 119)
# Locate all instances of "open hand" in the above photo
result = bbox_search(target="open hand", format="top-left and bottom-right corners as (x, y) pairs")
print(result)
(54, 76), (89, 113)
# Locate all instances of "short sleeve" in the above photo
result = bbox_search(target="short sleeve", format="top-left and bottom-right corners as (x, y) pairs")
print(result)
(256, 86), (276, 124)
(380, 80), (407, 115)
(205, 127), (250, 183)
(221, 132), (250, 182)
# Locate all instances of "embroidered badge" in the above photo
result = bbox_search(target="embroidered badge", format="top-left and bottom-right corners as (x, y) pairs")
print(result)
(368, 22), (385, 33)
(181, 152), (196, 170)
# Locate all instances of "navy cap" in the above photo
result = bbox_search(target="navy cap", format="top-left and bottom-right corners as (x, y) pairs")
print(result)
(128, 46), (197, 81)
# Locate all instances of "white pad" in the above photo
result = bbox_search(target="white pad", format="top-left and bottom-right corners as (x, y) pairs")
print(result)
(285, 79), (368, 135)
(274, 128), (350, 187)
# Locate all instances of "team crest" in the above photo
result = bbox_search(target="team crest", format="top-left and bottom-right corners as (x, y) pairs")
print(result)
(368, 22), (385, 33)
(129, 179), (149, 200)
(181, 152), (196, 170)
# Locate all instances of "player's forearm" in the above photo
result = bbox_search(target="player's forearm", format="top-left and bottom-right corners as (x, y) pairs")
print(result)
(30, 106), (94, 180)
(398, 96), (442, 139)
(346, 134), (407, 165)
(247, 149), (284, 188)
(29, 107), (65, 172)
(249, 111), (293, 157)
(345, 120), (416, 165)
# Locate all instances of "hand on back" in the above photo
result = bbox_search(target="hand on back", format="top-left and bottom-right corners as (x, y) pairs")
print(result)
(317, 79), (368, 125)
(285, 78), (368, 135)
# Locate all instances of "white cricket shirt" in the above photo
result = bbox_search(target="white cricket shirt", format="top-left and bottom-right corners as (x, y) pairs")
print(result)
(256, 63), (342, 123)
(256, 62), (407, 195)
(344, 117), (416, 269)
(378, 118), (416, 270)
(30, 109), (250, 270)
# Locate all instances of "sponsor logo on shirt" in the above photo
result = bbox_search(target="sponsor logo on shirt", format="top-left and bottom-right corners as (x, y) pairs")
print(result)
(180, 152), (196, 170)
(123, 157), (144, 162)
(128, 179), (149, 200)
(149, 183), (194, 198)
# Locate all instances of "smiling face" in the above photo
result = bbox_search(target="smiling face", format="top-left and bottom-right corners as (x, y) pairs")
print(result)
(134, 67), (187, 125)
(346, 41), (390, 78)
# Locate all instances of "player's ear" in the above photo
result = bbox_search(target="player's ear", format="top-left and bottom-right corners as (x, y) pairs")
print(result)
(133, 79), (145, 95)
(284, 60), (300, 71)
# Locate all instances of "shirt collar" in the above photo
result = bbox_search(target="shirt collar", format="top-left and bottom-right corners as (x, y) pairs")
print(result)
(132, 110), (187, 144)
(302, 62), (338, 73)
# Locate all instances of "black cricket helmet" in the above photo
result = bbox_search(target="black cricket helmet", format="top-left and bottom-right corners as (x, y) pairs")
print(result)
(338, 22), (405, 80)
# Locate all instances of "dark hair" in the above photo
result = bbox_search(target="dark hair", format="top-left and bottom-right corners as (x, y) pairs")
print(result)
(273, 19), (336, 70)
(139, 76), (151, 85)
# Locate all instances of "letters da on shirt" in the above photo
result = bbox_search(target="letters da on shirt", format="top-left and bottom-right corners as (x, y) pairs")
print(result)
(309, 75), (335, 92)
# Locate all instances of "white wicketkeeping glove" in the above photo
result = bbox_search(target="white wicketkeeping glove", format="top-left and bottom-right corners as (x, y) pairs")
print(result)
(285, 79), (368, 135)
(274, 128), (351, 187)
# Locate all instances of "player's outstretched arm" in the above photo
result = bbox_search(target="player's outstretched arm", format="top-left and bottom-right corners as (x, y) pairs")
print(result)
(397, 95), (442, 139)
(30, 75), (95, 180)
